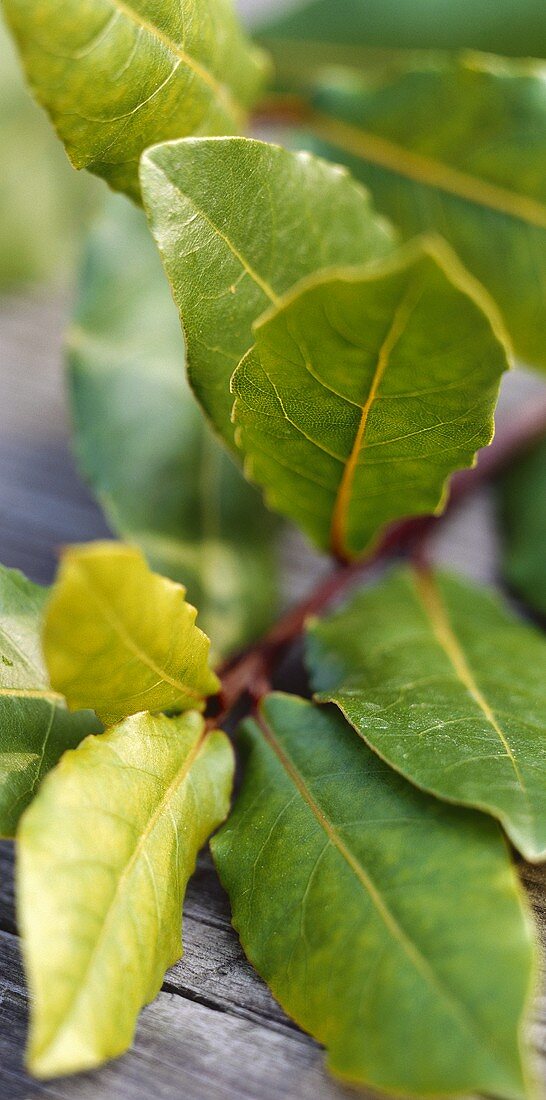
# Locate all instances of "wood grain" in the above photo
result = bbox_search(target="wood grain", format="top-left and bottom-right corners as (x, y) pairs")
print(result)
(0, 290), (545, 1098)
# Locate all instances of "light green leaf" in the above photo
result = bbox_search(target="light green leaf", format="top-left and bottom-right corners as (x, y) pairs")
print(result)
(212, 694), (534, 1099)
(140, 136), (395, 444)
(0, 14), (99, 288)
(67, 192), (278, 658)
(0, 565), (100, 837)
(232, 238), (508, 558)
(300, 55), (546, 371)
(2, 0), (269, 201)
(308, 566), (546, 861)
(258, 0), (546, 59)
(18, 709), (234, 1077)
(497, 435), (546, 618)
(43, 542), (219, 725)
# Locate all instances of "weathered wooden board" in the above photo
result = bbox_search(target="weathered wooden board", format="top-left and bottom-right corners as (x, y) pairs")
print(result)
(1, 290), (545, 1099)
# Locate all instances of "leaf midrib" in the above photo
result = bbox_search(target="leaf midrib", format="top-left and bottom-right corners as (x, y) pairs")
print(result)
(309, 112), (546, 229)
(36, 725), (208, 1057)
(329, 276), (423, 558)
(413, 569), (529, 800)
(257, 709), (508, 1061)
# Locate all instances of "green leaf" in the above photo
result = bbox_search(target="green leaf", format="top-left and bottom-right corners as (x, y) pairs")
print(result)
(258, 0), (546, 59)
(497, 435), (546, 618)
(308, 566), (546, 861)
(67, 192), (278, 658)
(0, 14), (99, 288)
(232, 238), (508, 558)
(43, 542), (219, 725)
(140, 136), (395, 445)
(18, 709), (233, 1077)
(212, 693), (534, 1099)
(0, 565), (100, 837)
(2, 0), (269, 201)
(299, 55), (546, 371)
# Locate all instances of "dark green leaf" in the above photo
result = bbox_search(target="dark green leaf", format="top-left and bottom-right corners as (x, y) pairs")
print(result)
(68, 193), (278, 656)
(308, 566), (546, 860)
(300, 56), (546, 371)
(259, 0), (546, 59)
(3, 0), (269, 200)
(140, 136), (395, 445)
(498, 435), (546, 618)
(232, 238), (508, 557)
(212, 693), (534, 1099)
(0, 565), (99, 837)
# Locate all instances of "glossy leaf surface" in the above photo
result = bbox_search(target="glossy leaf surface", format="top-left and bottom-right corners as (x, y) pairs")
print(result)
(259, 0), (546, 59)
(43, 542), (219, 725)
(308, 567), (546, 860)
(0, 565), (99, 837)
(141, 136), (395, 444)
(68, 193), (278, 657)
(302, 56), (546, 370)
(3, 0), (268, 199)
(233, 240), (508, 558)
(213, 694), (533, 1099)
(18, 710), (233, 1076)
(498, 435), (546, 617)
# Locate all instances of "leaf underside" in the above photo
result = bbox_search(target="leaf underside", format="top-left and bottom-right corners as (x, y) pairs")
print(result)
(43, 542), (219, 726)
(212, 694), (533, 1099)
(18, 710), (234, 1077)
(0, 564), (99, 837)
(233, 240), (508, 557)
(308, 566), (546, 860)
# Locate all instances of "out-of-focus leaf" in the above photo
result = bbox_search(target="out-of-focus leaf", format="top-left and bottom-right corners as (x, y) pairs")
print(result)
(0, 564), (100, 837)
(308, 566), (546, 861)
(140, 136), (395, 445)
(43, 542), (219, 726)
(258, 0), (546, 59)
(0, 15), (98, 288)
(498, 436), (546, 618)
(67, 193), (278, 657)
(212, 693), (534, 1099)
(232, 239), (508, 558)
(3, 0), (269, 200)
(18, 709), (233, 1077)
(299, 56), (546, 371)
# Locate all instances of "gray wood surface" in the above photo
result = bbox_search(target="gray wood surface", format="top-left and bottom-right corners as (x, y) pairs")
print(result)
(0, 291), (545, 1099)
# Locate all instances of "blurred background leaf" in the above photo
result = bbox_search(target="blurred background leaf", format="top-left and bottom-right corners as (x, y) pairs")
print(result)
(497, 435), (546, 619)
(0, 15), (99, 290)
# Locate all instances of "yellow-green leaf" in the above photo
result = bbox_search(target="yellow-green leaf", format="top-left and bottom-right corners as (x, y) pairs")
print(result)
(212, 694), (534, 1099)
(0, 564), (100, 837)
(232, 238), (509, 558)
(2, 0), (269, 200)
(43, 542), (219, 725)
(140, 136), (395, 445)
(301, 55), (546, 371)
(18, 710), (234, 1077)
(308, 567), (546, 861)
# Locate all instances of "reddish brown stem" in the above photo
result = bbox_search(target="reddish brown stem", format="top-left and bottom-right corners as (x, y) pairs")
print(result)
(211, 395), (546, 727)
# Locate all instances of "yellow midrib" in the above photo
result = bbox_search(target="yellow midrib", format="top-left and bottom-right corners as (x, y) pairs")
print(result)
(0, 686), (64, 703)
(108, 0), (241, 123)
(310, 112), (546, 230)
(413, 568), (527, 793)
(329, 278), (423, 559)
